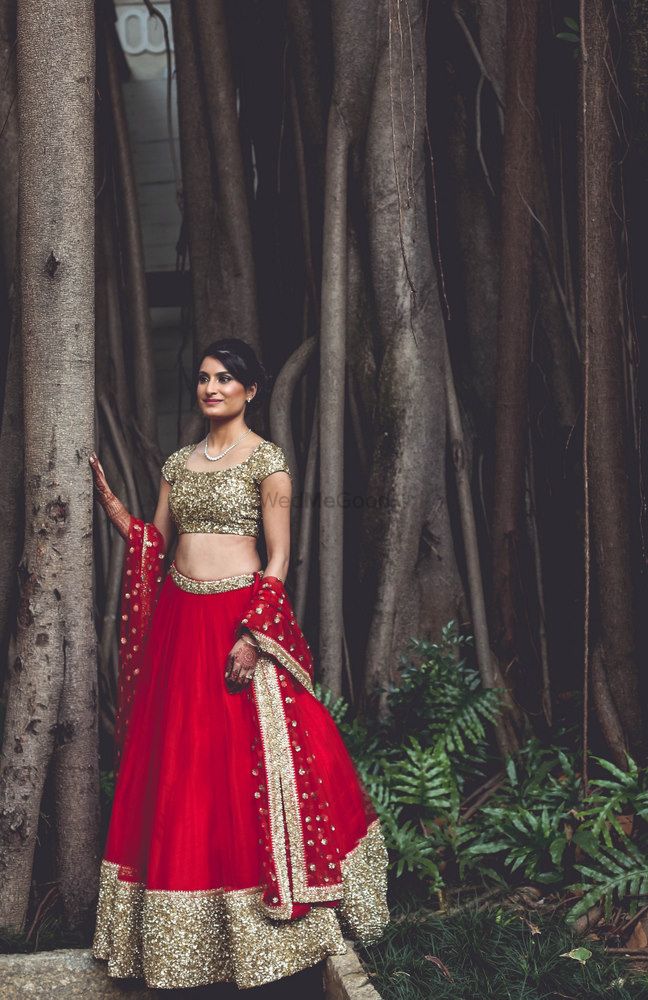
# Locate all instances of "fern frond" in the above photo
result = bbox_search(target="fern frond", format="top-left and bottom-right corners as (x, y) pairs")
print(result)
(568, 838), (648, 922)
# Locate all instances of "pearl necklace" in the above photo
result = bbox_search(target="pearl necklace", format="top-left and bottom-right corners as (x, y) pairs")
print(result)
(203, 426), (253, 462)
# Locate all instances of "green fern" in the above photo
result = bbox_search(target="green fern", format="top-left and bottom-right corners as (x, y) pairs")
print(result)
(386, 627), (503, 756)
(378, 811), (444, 887)
(388, 737), (460, 821)
(355, 757), (401, 819)
(312, 682), (349, 725)
(577, 754), (648, 846)
(461, 802), (568, 884)
(568, 838), (648, 923)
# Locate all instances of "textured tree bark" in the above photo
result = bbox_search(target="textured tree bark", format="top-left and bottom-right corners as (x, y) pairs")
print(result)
(286, 0), (326, 290)
(443, 0), (504, 417)
(286, 0), (326, 153)
(360, 0), (463, 713)
(96, 189), (130, 427)
(0, 301), (22, 693)
(102, 7), (159, 455)
(318, 0), (382, 697)
(170, 2), (219, 355)
(579, 0), (645, 761)
(192, 0), (261, 361)
(318, 101), (349, 697)
(0, 0), (98, 932)
(295, 393), (319, 625)
(0, 0), (18, 284)
(444, 332), (520, 756)
(489, 0), (539, 702)
(617, 2), (648, 591)
(0, 0), (21, 688)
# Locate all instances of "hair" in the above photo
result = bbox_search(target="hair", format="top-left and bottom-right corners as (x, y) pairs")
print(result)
(196, 339), (270, 413)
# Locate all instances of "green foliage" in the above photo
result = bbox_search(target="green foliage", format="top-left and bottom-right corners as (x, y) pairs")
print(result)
(378, 812), (444, 886)
(100, 768), (116, 804)
(388, 737), (460, 820)
(577, 754), (648, 845)
(569, 838), (648, 923)
(557, 14), (579, 46)
(462, 803), (568, 884)
(385, 625), (502, 773)
(500, 740), (582, 814)
(357, 901), (648, 1000)
(321, 622), (506, 890)
(326, 618), (648, 930)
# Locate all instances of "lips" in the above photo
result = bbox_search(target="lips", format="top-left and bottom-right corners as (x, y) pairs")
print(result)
(205, 399), (223, 404)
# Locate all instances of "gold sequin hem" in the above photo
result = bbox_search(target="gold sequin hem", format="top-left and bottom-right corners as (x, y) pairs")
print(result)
(92, 820), (390, 990)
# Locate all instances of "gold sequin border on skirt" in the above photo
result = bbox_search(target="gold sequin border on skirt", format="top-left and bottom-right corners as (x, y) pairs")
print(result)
(91, 819), (390, 991)
(169, 563), (256, 595)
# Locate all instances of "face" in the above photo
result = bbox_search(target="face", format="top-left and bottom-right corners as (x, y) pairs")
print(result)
(197, 356), (256, 417)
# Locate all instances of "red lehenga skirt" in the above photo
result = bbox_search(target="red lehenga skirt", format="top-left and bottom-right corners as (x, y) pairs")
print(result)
(92, 564), (389, 990)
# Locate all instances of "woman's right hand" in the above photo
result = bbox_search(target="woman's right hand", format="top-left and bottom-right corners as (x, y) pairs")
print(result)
(89, 452), (132, 540)
(89, 451), (110, 497)
(225, 634), (260, 691)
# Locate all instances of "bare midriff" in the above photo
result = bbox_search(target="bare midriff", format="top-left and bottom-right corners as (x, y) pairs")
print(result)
(173, 533), (262, 581)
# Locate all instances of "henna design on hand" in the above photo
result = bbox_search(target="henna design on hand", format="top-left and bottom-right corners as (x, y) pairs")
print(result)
(89, 453), (132, 541)
(225, 636), (259, 689)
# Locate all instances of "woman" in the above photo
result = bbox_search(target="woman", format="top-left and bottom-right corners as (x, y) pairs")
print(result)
(90, 339), (390, 991)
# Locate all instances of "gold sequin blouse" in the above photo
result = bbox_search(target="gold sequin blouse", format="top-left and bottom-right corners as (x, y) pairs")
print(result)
(161, 440), (292, 538)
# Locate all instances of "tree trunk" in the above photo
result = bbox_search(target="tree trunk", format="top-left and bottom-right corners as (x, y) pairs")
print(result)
(489, 0), (539, 703)
(102, 6), (159, 455)
(0, 0), (98, 932)
(0, 0), (21, 686)
(318, 0), (382, 696)
(360, 0), (464, 713)
(318, 100), (349, 697)
(171, 2), (219, 351)
(0, 0), (18, 284)
(579, 0), (645, 761)
(192, 0), (261, 361)
(0, 302), (22, 692)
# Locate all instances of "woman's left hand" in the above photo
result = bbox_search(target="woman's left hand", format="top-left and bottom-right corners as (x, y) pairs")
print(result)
(225, 637), (259, 689)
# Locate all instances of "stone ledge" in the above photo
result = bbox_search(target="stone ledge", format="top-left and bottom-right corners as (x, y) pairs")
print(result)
(0, 943), (383, 998)
(0, 950), (152, 999)
(324, 940), (383, 1000)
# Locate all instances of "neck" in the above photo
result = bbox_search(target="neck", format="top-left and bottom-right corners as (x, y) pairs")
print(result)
(206, 420), (250, 450)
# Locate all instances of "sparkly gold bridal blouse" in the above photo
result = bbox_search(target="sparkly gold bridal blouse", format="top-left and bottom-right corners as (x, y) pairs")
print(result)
(161, 439), (291, 539)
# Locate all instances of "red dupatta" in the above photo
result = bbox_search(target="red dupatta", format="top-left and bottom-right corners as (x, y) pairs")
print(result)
(114, 517), (166, 771)
(235, 574), (315, 693)
(235, 576), (372, 922)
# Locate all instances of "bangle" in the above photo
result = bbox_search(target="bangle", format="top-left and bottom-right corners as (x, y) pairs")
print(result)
(240, 634), (260, 650)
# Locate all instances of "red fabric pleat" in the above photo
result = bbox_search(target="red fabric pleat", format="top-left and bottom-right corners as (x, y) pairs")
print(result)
(104, 572), (376, 909)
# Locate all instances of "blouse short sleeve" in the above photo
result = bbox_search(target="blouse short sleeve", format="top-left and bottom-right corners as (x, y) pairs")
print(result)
(255, 442), (292, 482)
(161, 449), (181, 485)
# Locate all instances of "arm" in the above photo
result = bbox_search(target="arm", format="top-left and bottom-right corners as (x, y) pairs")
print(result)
(227, 468), (292, 686)
(89, 453), (132, 540)
(152, 476), (176, 552)
(259, 468), (292, 582)
(90, 453), (176, 551)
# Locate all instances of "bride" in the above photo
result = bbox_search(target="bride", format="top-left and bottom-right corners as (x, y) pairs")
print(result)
(89, 338), (390, 991)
